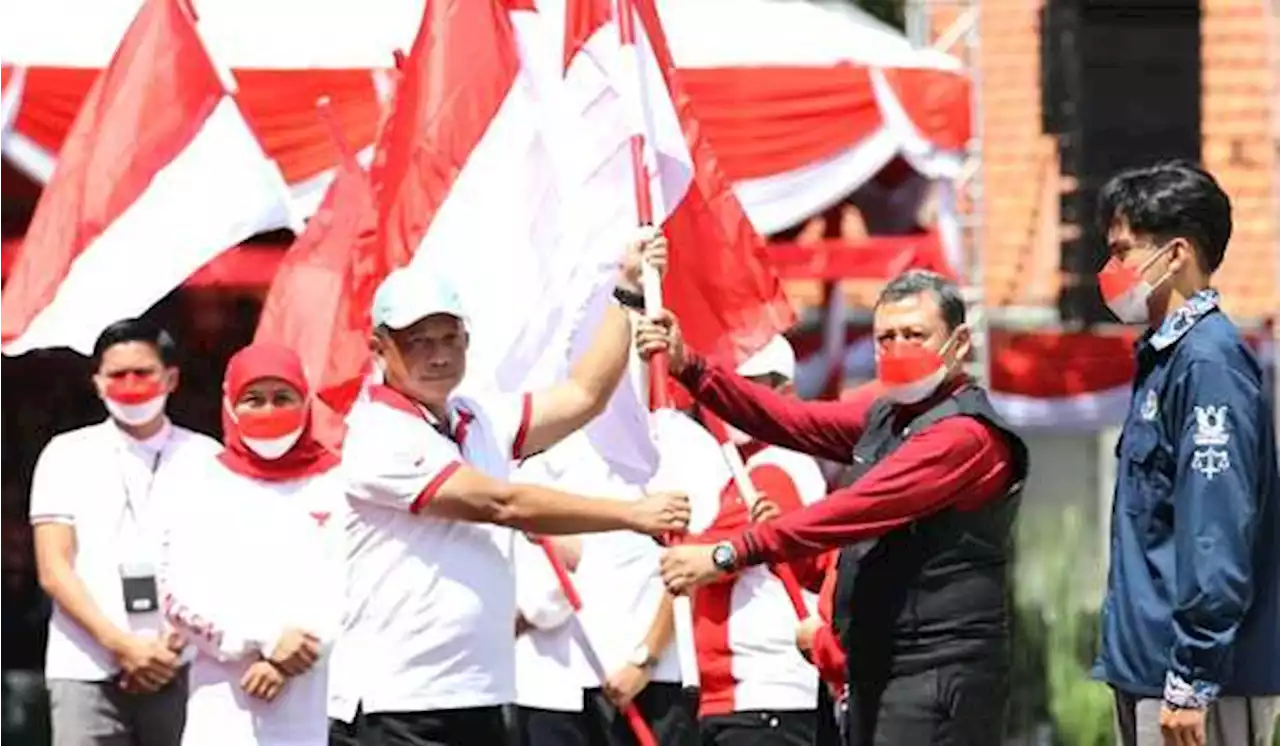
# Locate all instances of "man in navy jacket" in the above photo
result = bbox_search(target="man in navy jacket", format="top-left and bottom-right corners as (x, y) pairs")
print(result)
(1093, 160), (1279, 746)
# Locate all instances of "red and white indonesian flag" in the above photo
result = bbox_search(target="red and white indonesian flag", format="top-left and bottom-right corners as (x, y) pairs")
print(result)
(0, 0), (295, 356)
(547, 0), (794, 476)
(254, 149), (379, 450)
(377, 0), (595, 399)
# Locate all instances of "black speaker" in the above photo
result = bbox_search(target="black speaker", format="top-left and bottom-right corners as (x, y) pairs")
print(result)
(1043, 0), (1202, 324)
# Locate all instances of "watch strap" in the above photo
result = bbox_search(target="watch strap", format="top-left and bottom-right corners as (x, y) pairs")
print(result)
(613, 285), (645, 311)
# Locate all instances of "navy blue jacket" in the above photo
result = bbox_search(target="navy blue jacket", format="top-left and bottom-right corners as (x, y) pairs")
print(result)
(1093, 289), (1280, 706)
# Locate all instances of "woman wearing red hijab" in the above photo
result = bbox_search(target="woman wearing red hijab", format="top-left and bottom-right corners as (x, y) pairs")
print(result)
(161, 343), (344, 746)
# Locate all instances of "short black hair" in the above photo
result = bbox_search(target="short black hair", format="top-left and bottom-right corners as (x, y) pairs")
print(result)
(875, 270), (966, 331)
(1096, 160), (1233, 273)
(91, 318), (179, 370)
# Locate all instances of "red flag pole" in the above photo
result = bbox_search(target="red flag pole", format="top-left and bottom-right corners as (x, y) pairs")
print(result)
(534, 539), (658, 746)
(615, 0), (670, 411)
(615, 0), (704, 709)
(616, 0), (808, 628)
(315, 96), (359, 168)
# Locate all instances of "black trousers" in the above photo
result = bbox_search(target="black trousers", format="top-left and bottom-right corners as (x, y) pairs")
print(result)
(329, 705), (511, 746)
(700, 710), (817, 746)
(517, 682), (699, 746)
(815, 685), (845, 746)
(845, 660), (1008, 746)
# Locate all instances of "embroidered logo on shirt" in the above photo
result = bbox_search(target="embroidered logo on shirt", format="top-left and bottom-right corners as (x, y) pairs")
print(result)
(1140, 390), (1159, 421)
(1192, 405), (1230, 446)
(309, 511), (332, 528)
(1191, 448), (1230, 480)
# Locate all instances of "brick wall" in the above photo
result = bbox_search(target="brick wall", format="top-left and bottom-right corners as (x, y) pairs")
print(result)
(929, 0), (1278, 320)
(1201, 0), (1278, 322)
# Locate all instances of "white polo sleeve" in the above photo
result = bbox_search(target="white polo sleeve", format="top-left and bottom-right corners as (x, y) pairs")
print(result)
(514, 533), (574, 631)
(29, 436), (77, 526)
(341, 403), (465, 513)
(480, 393), (535, 461)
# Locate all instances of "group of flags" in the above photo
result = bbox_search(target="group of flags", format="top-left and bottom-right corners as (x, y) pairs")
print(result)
(0, 0), (794, 446)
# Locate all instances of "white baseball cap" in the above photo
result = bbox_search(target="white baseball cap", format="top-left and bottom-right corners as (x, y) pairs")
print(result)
(371, 266), (467, 331)
(736, 334), (797, 380)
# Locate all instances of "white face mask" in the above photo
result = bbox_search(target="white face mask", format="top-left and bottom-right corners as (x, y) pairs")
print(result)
(876, 331), (960, 405)
(241, 429), (304, 460)
(883, 367), (949, 405)
(1105, 284), (1157, 325)
(104, 395), (168, 427)
(1099, 243), (1174, 325)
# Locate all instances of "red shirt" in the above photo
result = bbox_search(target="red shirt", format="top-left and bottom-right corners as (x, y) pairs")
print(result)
(676, 356), (1018, 566)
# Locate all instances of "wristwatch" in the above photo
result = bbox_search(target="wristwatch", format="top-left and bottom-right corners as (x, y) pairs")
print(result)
(627, 642), (657, 670)
(711, 541), (738, 572)
(613, 285), (646, 311)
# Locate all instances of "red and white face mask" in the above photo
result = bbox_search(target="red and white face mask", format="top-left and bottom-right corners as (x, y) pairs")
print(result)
(227, 403), (306, 460)
(875, 332), (959, 405)
(1097, 243), (1172, 324)
(102, 374), (168, 426)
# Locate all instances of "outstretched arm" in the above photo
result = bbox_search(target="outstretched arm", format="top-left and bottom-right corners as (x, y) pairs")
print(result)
(519, 230), (668, 458)
(637, 313), (880, 463)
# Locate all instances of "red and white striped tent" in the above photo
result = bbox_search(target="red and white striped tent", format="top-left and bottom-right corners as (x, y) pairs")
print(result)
(10, 0), (1251, 431)
(0, 0), (969, 236)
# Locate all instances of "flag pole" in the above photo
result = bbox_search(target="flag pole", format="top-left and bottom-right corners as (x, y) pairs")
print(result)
(534, 539), (659, 746)
(698, 411), (811, 620)
(315, 96), (359, 169)
(615, 0), (702, 707)
(615, 0), (810, 631)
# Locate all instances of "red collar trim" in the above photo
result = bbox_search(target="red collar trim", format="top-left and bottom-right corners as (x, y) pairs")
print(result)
(368, 384), (474, 444)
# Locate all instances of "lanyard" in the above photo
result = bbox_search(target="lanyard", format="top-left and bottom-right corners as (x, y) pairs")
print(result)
(116, 448), (164, 540)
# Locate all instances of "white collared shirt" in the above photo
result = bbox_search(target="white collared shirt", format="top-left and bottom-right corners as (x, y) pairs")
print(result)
(511, 421), (711, 700)
(328, 386), (532, 720)
(28, 418), (220, 682)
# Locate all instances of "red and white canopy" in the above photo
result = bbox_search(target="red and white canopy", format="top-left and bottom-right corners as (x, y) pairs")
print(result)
(0, 0), (969, 234)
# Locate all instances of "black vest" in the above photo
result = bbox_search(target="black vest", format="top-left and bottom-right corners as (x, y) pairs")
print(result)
(831, 385), (1028, 680)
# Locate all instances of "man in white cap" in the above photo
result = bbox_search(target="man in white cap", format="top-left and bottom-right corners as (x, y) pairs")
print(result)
(328, 232), (691, 746)
(689, 334), (833, 745)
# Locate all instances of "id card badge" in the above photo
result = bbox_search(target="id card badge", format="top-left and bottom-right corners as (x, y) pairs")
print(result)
(120, 562), (159, 614)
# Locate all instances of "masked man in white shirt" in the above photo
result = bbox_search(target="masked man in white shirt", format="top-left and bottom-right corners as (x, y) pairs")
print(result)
(29, 318), (221, 746)
(328, 232), (691, 746)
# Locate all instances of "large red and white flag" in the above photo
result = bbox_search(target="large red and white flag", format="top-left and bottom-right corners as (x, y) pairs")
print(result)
(542, 0), (794, 476)
(378, 0), (622, 400)
(0, 0), (295, 356)
(253, 146), (379, 449)
(558, 0), (793, 370)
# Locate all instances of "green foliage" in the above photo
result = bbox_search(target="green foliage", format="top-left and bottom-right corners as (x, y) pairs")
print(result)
(1011, 505), (1116, 746)
(1040, 509), (1113, 746)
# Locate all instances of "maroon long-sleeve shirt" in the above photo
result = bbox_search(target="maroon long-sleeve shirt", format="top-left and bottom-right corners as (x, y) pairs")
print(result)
(676, 355), (1017, 566)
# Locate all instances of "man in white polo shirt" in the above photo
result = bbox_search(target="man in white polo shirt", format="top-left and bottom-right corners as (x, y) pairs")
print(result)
(29, 318), (221, 746)
(329, 232), (691, 746)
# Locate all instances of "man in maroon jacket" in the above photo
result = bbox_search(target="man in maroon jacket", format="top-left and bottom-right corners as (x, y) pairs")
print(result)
(638, 270), (1029, 746)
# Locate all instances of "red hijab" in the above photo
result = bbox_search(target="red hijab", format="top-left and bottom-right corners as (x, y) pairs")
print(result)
(218, 343), (339, 482)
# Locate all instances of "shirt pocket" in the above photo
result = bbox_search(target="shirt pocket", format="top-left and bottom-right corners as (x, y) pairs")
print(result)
(1118, 425), (1174, 518)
